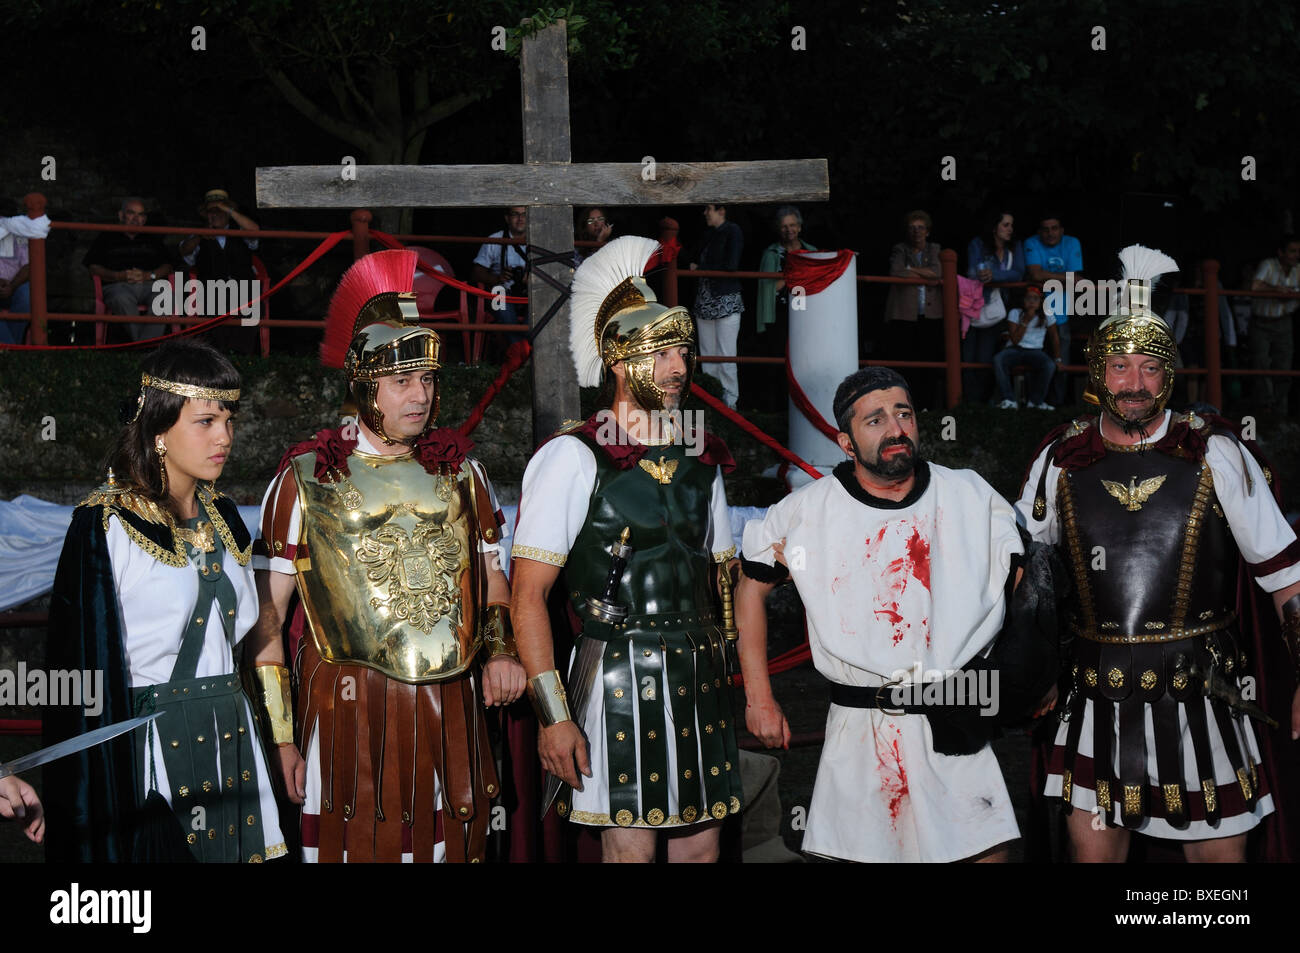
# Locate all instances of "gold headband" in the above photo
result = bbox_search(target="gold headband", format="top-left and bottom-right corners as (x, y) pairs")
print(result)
(140, 373), (240, 402)
(132, 373), (240, 422)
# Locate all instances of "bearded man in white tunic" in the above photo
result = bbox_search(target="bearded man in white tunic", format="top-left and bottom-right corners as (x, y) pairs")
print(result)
(1016, 245), (1300, 862)
(737, 367), (1025, 863)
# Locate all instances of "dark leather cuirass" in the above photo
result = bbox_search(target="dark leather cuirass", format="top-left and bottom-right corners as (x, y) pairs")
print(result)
(564, 435), (718, 618)
(1059, 444), (1237, 642)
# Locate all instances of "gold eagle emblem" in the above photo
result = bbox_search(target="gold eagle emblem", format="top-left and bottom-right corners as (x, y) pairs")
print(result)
(356, 519), (463, 633)
(1101, 474), (1167, 512)
(638, 455), (679, 485)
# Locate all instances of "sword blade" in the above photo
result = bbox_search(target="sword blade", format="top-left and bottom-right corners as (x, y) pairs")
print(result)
(0, 712), (162, 779)
(540, 636), (606, 819)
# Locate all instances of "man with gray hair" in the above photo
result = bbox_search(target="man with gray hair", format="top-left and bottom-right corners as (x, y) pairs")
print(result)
(736, 367), (1027, 862)
(82, 197), (173, 341)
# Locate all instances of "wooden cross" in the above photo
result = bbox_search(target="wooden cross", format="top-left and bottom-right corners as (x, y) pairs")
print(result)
(257, 20), (829, 442)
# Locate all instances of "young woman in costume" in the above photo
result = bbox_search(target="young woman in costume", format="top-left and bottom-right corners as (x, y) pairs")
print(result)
(43, 339), (285, 862)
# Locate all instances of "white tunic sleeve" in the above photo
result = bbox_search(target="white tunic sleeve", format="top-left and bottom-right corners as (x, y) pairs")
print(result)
(1014, 443), (1060, 545)
(511, 436), (596, 566)
(741, 490), (798, 568)
(706, 466), (735, 560)
(1205, 434), (1300, 591)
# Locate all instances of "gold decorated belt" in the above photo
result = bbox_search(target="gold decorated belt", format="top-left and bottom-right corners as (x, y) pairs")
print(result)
(1071, 611), (1237, 644)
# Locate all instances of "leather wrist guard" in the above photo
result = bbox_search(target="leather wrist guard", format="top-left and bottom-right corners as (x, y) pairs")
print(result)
(1282, 595), (1300, 681)
(252, 663), (295, 746)
(527, 669), (573, 726)
(483, 602), (518, 660)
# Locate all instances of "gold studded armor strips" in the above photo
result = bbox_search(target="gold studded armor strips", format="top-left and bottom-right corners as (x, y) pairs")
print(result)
(555, 430), (743, 829)
(570, 235), (697, 413)
(273, 446), (503, 862)
(1055, 416), (1261, 829)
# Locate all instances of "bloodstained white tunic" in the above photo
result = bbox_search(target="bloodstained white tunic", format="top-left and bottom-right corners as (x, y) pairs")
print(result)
(742, 462), (1023, 862)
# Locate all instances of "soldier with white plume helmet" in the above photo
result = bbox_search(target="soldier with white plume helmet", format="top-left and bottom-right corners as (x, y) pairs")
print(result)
(1017, 244), (1300, 861)
(511, 236), (743, 862)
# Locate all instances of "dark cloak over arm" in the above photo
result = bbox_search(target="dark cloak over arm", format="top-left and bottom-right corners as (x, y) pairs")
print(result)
(42, 506), (139, 863)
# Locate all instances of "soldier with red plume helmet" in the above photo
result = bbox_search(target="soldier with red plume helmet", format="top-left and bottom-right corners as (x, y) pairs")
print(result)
(245, 249), (524, 862)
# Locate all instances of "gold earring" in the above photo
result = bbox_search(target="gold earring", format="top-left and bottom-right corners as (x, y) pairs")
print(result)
(155, 436), (168, 495)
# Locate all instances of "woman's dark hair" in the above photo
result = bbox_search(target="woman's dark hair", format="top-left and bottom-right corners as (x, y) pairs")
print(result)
(980, 209), (1014, 258)
(104, 338), (241, 508)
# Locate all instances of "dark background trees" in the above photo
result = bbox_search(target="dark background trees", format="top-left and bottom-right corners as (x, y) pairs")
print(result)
(3, 0), (1297, 301)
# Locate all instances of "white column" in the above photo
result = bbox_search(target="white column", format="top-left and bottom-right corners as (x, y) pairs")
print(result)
(786, 252), (858, 488)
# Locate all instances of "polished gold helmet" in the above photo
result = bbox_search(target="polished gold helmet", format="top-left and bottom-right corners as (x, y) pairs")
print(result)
(321, 249), (441, 445)
(1084, 245), (1179, 424)
(570, 235), (695, 411)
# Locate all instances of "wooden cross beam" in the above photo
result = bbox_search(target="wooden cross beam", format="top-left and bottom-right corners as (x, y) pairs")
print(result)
(256, 20), (829, 442)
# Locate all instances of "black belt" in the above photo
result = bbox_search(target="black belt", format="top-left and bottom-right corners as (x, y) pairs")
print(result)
(828, 679), (988, 713)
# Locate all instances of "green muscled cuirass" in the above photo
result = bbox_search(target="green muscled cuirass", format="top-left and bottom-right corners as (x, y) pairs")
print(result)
(564, 435), (717, 617)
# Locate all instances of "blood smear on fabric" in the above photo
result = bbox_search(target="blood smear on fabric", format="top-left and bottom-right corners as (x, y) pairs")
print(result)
(875, 721), (909, 828)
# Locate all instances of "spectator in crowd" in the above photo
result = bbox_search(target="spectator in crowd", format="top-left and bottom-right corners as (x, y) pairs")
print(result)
(179, 188), (259, 278)
(472, 206), (529, 345)
(689, 203), (744, 408)
(83, 197), (173, 341)
(178, 188), (261, 352)
(964, 209), (1025, 403)
(0, 194), (42, 345)
(883, 210), (942, 407)
(757, 205), (816, 339)
(578, 206), (614, 253)
(1024, 211), (1083, 406)
(992, 284), (1059, 409)
(1248, 234), (1300, 411)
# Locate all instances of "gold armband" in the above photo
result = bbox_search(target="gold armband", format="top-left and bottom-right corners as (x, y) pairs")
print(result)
(252, 663), (295, 746)
(527, 669), (572, 727)
(483, 602), (518, 660)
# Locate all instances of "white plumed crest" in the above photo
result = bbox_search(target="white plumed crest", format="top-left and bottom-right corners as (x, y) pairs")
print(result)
(569, 235), (661, 386)
(1117, 244), (1179, 284)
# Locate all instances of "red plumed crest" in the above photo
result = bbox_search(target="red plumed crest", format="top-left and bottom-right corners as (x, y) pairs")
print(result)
(320, 249), (418, 368)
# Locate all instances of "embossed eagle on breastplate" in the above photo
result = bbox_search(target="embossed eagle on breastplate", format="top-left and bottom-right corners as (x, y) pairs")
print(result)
(1101, 474), (1167, 512)
(356, 518), (463, 633)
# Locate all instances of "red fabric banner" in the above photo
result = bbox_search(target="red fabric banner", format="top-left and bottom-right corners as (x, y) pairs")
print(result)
(784, 349), (840, 444)
(689, 384), (823, 481)
(784, 248), (855, 296)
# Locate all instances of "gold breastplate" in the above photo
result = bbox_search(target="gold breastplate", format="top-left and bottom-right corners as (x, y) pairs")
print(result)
(291, 449), (481, 683)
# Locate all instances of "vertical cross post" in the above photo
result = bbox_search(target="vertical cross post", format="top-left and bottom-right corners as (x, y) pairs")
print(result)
(521, 20), (579, 442)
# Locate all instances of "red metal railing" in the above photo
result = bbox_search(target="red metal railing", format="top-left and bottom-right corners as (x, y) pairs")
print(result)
(11, 206), (1300, 410)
